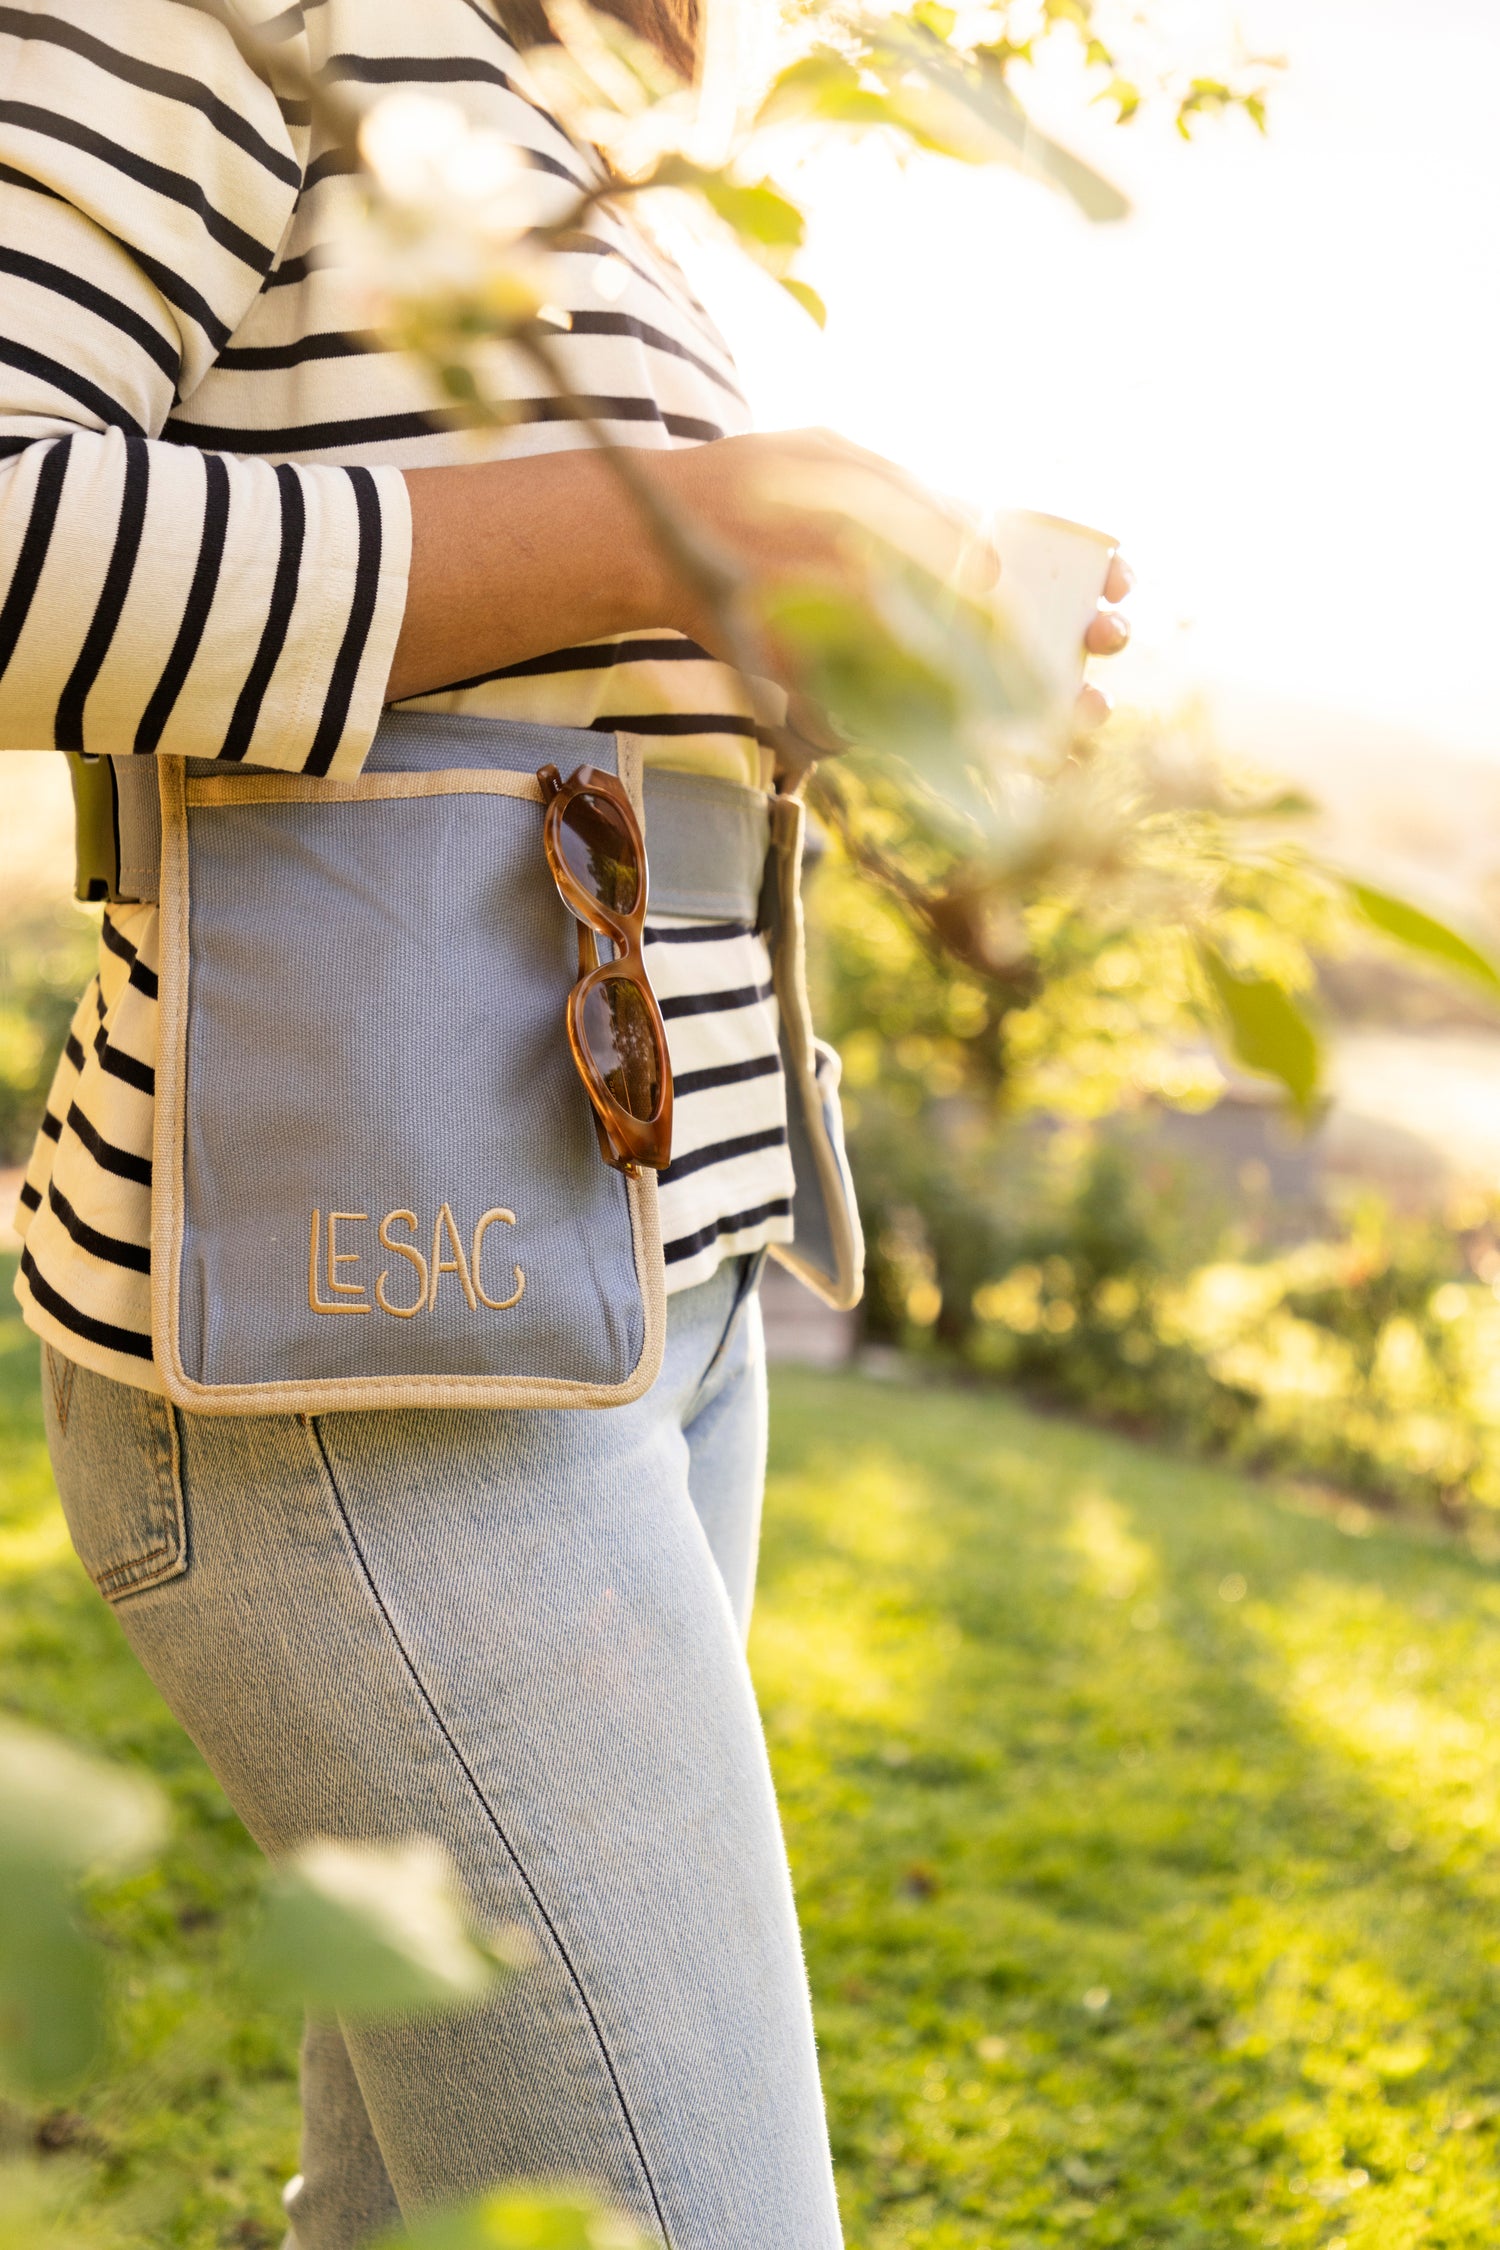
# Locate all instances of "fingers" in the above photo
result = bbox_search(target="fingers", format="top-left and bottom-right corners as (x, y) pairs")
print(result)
(955, 525), (1002, 599)
(1103, 552), (1134, 605)
(1085, 550), (1133, 659)
(1074, 682), (1113, 731)
(1085, 607), (1131, 656)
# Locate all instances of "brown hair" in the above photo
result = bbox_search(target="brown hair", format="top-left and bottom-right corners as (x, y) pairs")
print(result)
(490, 0), (700, 82)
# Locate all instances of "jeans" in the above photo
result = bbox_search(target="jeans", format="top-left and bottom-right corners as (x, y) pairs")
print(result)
(42, 1257), (842, 2250)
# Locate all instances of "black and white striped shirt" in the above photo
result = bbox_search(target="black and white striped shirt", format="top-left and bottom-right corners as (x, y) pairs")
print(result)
(5, 0), (794, 1391)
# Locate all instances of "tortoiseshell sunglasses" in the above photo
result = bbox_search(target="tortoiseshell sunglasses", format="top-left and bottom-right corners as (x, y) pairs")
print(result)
(538, 762), (673, 1177)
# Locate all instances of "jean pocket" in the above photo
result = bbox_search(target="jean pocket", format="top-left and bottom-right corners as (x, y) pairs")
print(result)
(43, 1347), (188, 1601)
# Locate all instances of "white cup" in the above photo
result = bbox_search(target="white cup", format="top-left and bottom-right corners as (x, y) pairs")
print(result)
(988, 508), (1119, 714)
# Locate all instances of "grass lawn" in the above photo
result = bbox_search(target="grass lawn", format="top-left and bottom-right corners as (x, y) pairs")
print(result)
(8, 1277), (1500, 2246)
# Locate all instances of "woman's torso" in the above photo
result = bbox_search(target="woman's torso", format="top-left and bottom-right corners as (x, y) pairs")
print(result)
(10, 0), (795, 1388)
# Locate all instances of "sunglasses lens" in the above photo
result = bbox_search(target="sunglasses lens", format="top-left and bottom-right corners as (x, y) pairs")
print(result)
(581, 973), (662, 1123)
(556, 790), (640, 916)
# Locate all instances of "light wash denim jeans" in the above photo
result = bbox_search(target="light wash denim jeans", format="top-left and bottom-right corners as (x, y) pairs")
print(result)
(42, 1257), (843, 2250)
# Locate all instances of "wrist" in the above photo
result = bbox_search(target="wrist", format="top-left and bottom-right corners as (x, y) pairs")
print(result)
(614, 445), (703, 639)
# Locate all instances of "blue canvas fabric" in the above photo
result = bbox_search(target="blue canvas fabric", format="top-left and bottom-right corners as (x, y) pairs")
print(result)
(156, 719), (664, 1409)
(107, 724), (775, 924)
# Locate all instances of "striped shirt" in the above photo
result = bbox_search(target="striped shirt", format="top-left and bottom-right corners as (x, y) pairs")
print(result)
(4, 0), (795, 1391)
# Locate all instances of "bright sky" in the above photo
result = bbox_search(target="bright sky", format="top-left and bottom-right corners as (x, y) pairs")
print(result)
(693, 0), (1500, 762)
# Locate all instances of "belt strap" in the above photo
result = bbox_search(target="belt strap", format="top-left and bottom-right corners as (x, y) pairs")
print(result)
(634, 766), (770, 921)
(83, 724), (771, 924)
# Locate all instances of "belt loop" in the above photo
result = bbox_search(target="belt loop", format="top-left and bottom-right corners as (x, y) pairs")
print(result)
(67, 753), (120, 903)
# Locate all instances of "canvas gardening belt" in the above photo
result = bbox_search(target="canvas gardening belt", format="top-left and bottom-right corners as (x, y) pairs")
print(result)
(73, 714), (862, 1414)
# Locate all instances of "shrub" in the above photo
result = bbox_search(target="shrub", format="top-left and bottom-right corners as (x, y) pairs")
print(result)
(855, 1120), (1500, 1520)
(0, 898), (97, 1168)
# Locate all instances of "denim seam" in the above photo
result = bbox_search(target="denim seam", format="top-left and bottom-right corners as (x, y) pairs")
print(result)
(304, 1419), (672, 2249)
(685, 1249), (765, 1425)
(97, 1542), (176, 1595)
(46, 1346), (77, 1434)
(96, 1394), (186, 1599)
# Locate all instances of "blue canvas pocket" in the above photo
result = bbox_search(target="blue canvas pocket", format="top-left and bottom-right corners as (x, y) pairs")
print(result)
(150, 719), (664, 1413)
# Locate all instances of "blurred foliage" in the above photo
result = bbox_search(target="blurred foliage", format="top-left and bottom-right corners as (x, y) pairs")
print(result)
(804, 709), (1500, 1524)
(754, 5), (1134, 222)
(0, 1724), (164, 2100)
(247, 1839), (518, 2023)
(0, 1685), (513, 2097)
(386, 2191), (648, 2249)
(846, 1108), (1500, 1521)
(0, 900), (96, 1168)
(811, 714), (1351, 1125)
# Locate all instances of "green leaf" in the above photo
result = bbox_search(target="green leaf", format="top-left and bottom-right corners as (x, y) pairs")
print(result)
(759, 580), (960, 756)
(908, 0), (957, 40)
(0, 1721), (165, 1877)
(778, 275), (827, 326)
(757, 34), (1129, 223)
(756, 52), (911, 133)
(0, 1723), (166, 2096)
(1346, 880), (1500, 998)
(651, 156), (806, 252)
(247, 1839), (504, 2021)
(1197, 941), (1321, 1113)
(1252, 787), (1319, 818)
(1095, 76), (1140, 121)
(0, 1880), (108, 2097)
(692, 176), (805, 251)
(973, 35), (1033, 70)
(385, 2188), (651, 2250)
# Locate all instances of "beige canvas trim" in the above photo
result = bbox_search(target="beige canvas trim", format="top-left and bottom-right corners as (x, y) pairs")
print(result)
(151, 738), (668, 1415)
(185, 768), (545, 809)
(615, 729), (645, 822)
(150, 756), (194, 1407)
(614, 734), (667, 1396)
(763, 793), (866, 1312)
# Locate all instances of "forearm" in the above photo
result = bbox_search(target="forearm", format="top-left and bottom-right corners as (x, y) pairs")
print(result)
(385, 449), (676, 703)
(384, 430), (1012, 713)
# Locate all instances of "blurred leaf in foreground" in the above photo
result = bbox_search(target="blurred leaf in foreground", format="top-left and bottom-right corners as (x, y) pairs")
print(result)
(1196, 940), (1321, 1115)
(653, 160), (805, 250)
(0, 1721), (165, 2095)
(757, 21), (1131, 223)
(1346, 879), (1500, 999)
(777, 274), (827, 325)
(760, 578), (959, 764)
(248, 1838), (509, 2020)
(387, 2187), (649, 2249)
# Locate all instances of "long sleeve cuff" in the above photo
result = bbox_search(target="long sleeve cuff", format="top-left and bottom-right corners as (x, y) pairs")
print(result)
(0, 435), (412, 776)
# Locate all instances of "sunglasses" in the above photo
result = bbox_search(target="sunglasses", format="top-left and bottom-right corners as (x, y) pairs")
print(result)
(538, 762), (673, 1177)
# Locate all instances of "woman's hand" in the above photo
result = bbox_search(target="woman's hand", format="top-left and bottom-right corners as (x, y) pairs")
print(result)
(649, 428), (1132, 741)
(1078, 551), (1134, 729)
(386, 429), (1131, 734)
(649, 426), (995, 652)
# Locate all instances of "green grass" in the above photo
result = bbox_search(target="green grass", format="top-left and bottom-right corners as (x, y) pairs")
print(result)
(0, 1272), (298, 2249)
(8, 1274), (1500, 2247)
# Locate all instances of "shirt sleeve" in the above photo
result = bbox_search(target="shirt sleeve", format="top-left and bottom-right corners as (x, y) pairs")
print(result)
(0, 0), (412, 776)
